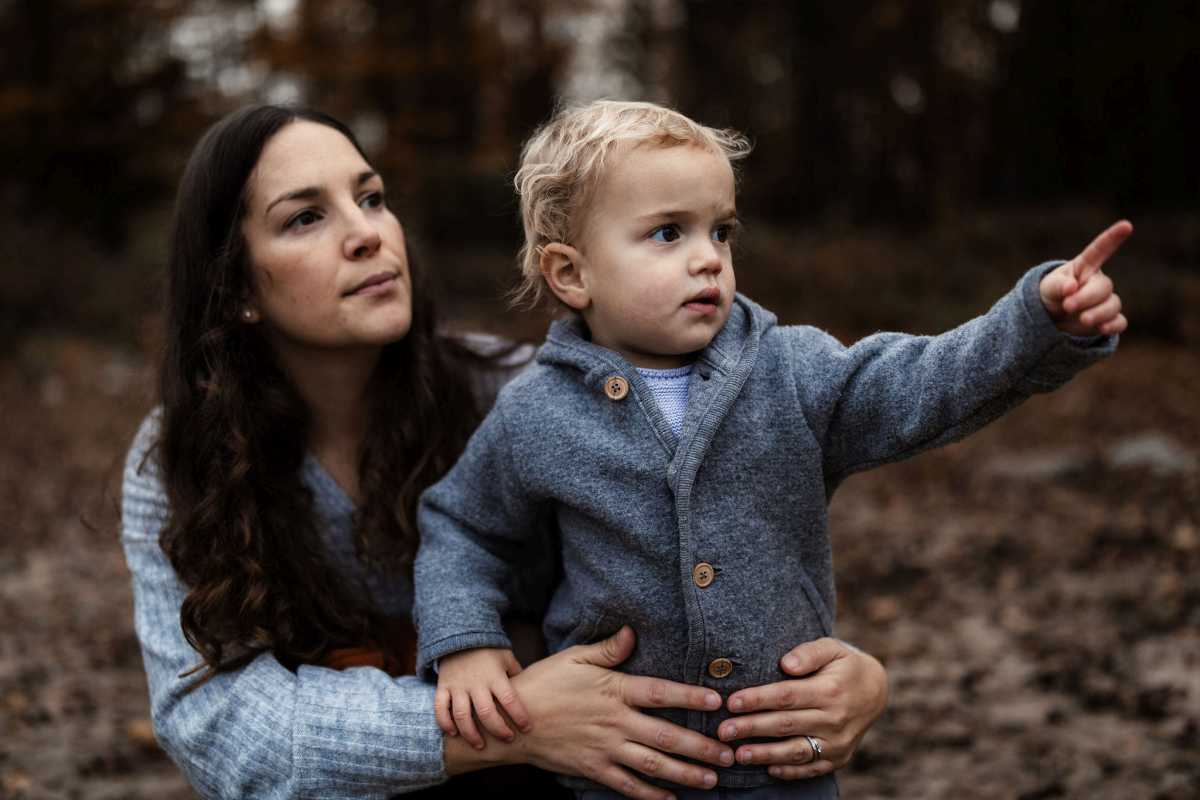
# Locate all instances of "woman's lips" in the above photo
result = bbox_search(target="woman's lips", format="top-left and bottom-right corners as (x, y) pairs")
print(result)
(344, 272), (397, 297)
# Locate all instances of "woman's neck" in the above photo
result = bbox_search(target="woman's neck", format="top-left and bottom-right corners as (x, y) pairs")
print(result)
(275, 344), (380, 503)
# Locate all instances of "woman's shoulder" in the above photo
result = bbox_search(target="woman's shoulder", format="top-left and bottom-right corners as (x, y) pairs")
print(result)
(445, 332), (538, 410)
(121, 408), (168, 541)
(454, 331), (537, 367)
(124, 407), (164, 478)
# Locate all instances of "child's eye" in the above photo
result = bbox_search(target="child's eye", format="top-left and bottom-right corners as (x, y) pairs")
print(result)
(649, 224), (681, 243)
(285, 209), (322, 230)
(713, 220), (739, 244)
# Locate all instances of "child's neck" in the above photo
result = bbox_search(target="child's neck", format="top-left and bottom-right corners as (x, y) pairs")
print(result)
(578, 318), (700, 370)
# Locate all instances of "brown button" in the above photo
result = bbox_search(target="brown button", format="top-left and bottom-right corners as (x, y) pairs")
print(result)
(603, 375), (629, 400)
(692, 562), (715, 588)
(708, 657), (733, 679)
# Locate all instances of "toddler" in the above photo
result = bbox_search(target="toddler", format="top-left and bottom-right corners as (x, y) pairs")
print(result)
(413, 100), (1127, 796)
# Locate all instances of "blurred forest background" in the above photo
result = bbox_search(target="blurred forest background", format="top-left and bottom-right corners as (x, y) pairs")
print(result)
(0, 1), (1197, 798)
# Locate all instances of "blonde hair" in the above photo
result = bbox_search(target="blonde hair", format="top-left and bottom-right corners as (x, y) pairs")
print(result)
(512, 100), (752, 308)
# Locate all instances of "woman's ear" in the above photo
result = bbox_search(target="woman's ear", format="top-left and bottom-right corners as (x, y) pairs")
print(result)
(540, 243), (590, 311)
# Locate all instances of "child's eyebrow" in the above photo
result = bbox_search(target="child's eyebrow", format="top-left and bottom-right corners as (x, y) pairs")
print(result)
(634, 206), (738, 223)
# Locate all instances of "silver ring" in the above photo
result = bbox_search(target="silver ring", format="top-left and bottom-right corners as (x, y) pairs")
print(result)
(803, 735), (822, 764)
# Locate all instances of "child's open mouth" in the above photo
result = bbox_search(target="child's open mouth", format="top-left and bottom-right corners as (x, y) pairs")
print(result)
(684, 287), (721, 314)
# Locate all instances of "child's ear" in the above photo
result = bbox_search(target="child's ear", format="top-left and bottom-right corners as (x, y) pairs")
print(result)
(540, 242), (590, 311)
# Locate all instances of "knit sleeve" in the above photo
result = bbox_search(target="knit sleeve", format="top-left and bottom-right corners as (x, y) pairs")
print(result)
(413, 396), (547, 678)
(790, 262), (1117, 489)
(120, 413), (447, 798)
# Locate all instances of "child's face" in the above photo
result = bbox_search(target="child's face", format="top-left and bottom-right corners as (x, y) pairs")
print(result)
(572, 142), (737, 369)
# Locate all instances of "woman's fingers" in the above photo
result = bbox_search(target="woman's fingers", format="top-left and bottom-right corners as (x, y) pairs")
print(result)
(768, 761), (834, 781)
(623, 708), (734, 767)
(616, 741), (718, 792)
(588, 761), (678, 800)
(620, 673), (722, 712)
(727, 676), (822, 714)
(719, 708), (822, 742)
(571, 624), (637, 669)
(733, 734), (828, 768)
(778, 637), (848, 677)
(450, 688), (485, 749)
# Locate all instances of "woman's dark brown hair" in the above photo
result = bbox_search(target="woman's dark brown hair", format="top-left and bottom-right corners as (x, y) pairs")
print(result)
(157, 105), (489, 679)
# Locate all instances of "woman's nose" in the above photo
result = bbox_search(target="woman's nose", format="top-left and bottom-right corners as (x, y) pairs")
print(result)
(344, 210), (382, 260)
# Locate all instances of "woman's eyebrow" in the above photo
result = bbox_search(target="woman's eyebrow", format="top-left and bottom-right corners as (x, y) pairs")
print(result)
(266, 186), (320, 214)
(264, 171), (379, 215)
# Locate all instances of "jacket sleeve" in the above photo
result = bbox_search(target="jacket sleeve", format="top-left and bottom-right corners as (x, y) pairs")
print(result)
(120, 414), (447, 799)
(790, 262), (1117, 489)
(413, 398), (545, 679)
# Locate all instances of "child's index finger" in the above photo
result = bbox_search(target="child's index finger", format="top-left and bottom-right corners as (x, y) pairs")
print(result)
(1074, 220), (1133, 282)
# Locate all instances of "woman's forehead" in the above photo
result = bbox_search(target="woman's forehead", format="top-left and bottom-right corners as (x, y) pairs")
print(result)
(248, 121), (370, 206)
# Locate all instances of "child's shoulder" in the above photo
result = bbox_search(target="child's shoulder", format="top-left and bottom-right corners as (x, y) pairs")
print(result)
(489, 357), (582, 417)
(760, 319), (850, 360)
(734, 293), (847, 357)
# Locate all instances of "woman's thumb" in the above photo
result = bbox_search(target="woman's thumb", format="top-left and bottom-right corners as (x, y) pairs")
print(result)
(575, 625), (636, 668)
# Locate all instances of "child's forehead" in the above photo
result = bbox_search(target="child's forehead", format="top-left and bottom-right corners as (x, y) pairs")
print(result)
(574, 141), (736, 230)
(597, 140), (733, 196)
(610, 137), (725, 168)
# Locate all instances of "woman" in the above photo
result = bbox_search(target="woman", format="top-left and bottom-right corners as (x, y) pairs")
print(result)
(120, 104), (888, 799)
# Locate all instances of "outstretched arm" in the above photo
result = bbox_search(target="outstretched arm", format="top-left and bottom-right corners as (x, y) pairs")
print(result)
(802, 222), (1126, 485)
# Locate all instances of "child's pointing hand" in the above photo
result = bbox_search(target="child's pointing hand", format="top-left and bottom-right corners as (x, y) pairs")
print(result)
(1039, 220), (1131, 337)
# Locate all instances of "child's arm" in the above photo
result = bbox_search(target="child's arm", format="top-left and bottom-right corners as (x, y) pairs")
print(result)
(413, 397), (546, 681)
(435, 647), (531, 749)
(796, 221), (1128, 487)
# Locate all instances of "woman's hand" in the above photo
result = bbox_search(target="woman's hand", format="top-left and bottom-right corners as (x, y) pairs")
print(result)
(717, 638), (888, 781)
(448, 626), (735, 800)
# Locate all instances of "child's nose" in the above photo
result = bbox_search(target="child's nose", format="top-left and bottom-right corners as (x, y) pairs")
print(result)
(690, 239), (724, 274)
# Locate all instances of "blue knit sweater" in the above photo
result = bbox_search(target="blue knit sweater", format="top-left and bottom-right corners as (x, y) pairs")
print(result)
(120, 338), (539, 798)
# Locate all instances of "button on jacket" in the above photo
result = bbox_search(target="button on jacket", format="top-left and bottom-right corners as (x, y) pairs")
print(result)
(414, 263), (1116, 789)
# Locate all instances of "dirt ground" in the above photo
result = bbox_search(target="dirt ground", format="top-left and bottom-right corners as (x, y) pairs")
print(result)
(1, 320), (1196, 798)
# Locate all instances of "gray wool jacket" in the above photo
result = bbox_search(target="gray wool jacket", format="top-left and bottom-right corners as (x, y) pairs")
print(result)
(413, 262), (1115, 788)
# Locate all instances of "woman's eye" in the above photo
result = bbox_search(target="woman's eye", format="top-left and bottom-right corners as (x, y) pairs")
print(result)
(285, 209), (321, 230)
(649, 225), (681, 243)
(360, 191), (385, 210)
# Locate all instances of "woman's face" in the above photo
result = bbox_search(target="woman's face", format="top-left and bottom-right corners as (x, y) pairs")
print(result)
(240, 120), (412, 361)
